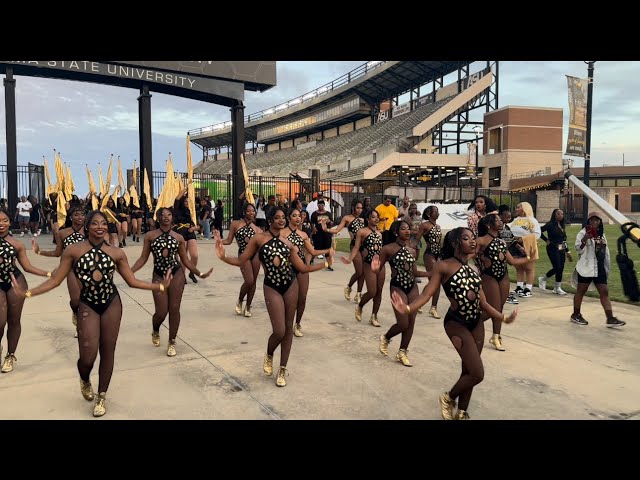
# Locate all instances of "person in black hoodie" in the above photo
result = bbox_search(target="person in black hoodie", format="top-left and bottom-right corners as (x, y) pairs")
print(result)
(539, 209), (573, 295)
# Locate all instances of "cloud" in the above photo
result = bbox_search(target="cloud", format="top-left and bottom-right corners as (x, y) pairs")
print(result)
(2, 60), (640, 194)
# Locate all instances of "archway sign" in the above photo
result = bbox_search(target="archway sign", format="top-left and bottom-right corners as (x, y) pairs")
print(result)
(0, 61), (276, 217)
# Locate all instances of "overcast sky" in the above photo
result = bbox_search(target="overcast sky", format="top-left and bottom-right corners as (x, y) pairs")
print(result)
(1, 60), (637, 195)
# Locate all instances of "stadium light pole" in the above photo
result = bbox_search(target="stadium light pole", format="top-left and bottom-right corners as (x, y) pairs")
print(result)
(582, 61), (595, 226)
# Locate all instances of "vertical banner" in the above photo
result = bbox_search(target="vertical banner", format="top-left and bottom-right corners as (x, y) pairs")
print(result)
(466, 143), (477, 176)
(28, 163), (45, 202)
(565, 75), (588, 156)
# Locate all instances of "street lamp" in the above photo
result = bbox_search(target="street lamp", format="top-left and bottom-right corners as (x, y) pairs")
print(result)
(473, 125), (482, 194)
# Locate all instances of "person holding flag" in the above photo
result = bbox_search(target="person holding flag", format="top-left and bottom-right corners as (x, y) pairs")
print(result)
(129, 160), (144, 242)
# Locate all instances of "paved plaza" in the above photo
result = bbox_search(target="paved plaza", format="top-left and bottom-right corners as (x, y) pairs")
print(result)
(1, 234), (638, 420)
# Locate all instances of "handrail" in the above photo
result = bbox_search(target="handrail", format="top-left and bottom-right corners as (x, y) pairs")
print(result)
(188, 61), (386, 137)
(510, 169), (549, 179)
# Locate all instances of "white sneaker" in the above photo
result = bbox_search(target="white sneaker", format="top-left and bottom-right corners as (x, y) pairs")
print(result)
(19, 232), (24, 237)
(553, 287), (567, 296)
(506, 293), (519, 305)
(538, 276), (547, 291)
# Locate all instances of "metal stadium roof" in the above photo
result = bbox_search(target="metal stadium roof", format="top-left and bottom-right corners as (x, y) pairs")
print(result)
(190, 61), (472, 149)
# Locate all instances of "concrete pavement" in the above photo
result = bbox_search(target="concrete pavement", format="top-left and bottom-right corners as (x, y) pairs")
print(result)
(1, 233), (638, 420)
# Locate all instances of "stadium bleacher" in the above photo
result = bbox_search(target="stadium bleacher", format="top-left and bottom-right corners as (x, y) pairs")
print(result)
(194, 94), (456, 177)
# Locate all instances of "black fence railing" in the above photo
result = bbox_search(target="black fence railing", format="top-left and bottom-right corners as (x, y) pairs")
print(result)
(560, 193), (584, 224)
(0, 163), (46, 204)
(151, 171), (355, 230)
(150, 171), (537, 230)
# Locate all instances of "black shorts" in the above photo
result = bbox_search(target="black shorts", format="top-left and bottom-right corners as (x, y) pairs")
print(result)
(176, 229), (197, 242)
(509, 242), (527, 258)
(577, 272), (607, 285)
(108, 223), (118, 234)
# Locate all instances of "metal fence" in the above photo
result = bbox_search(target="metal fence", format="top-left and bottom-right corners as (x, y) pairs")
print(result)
(150, 170), (538, 229)
(151, 171), (355, 229)
(560, 193), (584, 224)
(0, 163), (46, 204)
(0, 164), (537, 229)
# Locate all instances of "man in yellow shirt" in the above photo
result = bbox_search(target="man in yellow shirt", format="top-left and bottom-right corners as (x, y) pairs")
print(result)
(375, 196), (399, 245)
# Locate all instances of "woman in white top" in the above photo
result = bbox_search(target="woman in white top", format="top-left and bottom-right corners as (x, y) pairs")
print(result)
(570, 211), (625, 327)
(508, 202), (541, 298)
(255, 195), (267, 231)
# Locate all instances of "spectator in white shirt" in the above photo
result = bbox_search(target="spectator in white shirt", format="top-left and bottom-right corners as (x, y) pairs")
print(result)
(16, 196), (32, 237)
(306, 193), (321, 219)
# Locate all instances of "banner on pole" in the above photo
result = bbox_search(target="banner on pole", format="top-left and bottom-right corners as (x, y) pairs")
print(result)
(565, 75), (588, 156)
(467, 143), (477, 176)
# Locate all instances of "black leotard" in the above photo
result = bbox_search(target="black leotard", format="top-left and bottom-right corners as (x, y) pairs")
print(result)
(442, 258), (482, 331)
(0, 235), (21, 293)
(482, 234), (507, 282)
(348, 217), (365, 248)
(361, 231), (382, 265)
(259, 231), (295, 295)
(423, 221), (442, 259)
(389, 245), (416, 295)
(235, 222), (257, 256)
(63, 228), (85, 250)
(287, 230), (306, 275)
(151, 230), (181, 278)
(74, 241), (119, 315)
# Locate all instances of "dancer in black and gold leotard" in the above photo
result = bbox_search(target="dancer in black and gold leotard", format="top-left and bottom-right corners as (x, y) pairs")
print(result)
(33, 206), (86, 338)
(174, 190), (199, 284)
(342, 210), (384, 327)
(116, 196), (130, 248)
(373, 220), (429, 367)
(416, 205), (442, 318)
(0, 210), (52, 374)
(12, 210), (172, 417)
(132, 207), (213, 357)
(390, 227), (518, 420)
(323, 200), (365, 303)
(283, 207), (332, 338)
(214, 207), (329, 388)
(476, 213), (529, 351)
(129, 196), (144, 243)
(48, 193), (60, 242)
(104, 198), (120, 247)
(223, 203), (262, 317)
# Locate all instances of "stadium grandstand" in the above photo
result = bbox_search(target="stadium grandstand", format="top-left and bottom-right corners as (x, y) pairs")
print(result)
(190, 61), (499, 193)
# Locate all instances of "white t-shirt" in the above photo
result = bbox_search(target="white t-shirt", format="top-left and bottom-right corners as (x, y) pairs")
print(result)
(17, 201), (32, 216)
(306, 200), (318, 218)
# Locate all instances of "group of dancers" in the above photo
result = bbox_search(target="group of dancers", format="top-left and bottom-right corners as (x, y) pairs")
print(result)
(327, 198), (520, 420)
(0, 194), (214, 417)
(1, 188), (619, 421)
(213, 195), (522, 419)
